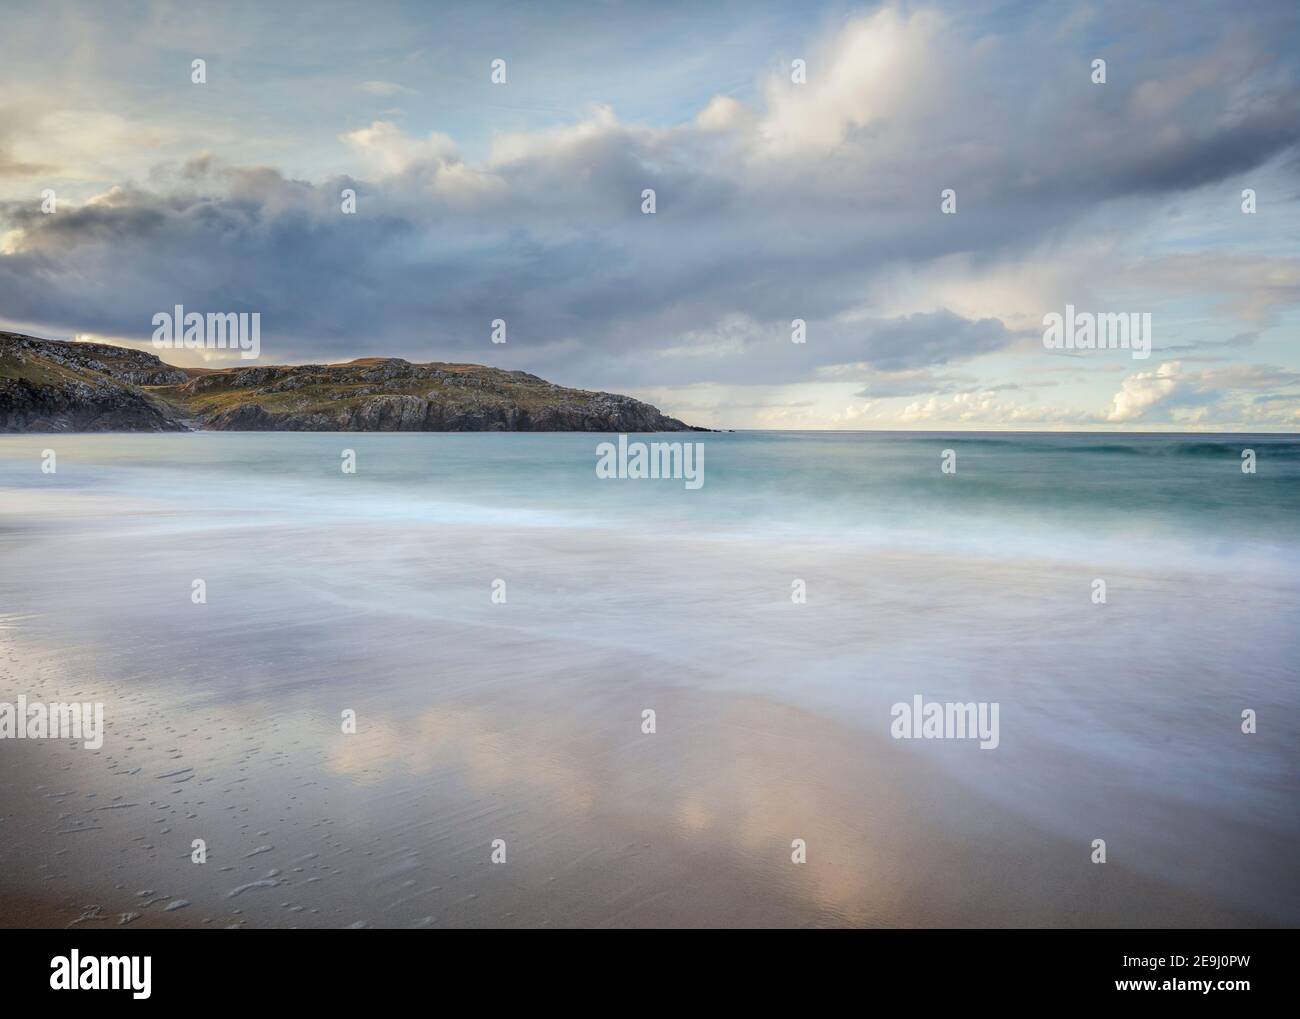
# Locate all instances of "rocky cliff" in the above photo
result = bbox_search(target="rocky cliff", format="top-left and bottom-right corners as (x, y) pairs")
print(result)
(0, 333), (188, 432)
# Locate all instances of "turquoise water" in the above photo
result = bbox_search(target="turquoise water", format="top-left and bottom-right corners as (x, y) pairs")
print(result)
(8, 430), (1300, 566)
(0, 431), (1297, 922)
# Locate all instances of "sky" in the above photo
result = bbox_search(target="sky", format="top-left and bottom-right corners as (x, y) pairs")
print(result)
(0, 0), (1298, 430)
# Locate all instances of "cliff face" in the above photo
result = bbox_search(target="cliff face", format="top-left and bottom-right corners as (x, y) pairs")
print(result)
(0, 333), (187, 432)
(0, 333), (698, 433)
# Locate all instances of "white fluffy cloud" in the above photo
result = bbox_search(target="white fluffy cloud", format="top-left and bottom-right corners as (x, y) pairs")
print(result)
(1107, 361), (1183, 422)
(755, 7), (945, 157)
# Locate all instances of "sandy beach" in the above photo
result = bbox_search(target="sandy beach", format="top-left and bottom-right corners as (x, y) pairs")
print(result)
(2, 433), (1296, 928)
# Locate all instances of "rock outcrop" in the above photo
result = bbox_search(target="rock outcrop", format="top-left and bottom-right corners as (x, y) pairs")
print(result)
(0, 333), (187, 432)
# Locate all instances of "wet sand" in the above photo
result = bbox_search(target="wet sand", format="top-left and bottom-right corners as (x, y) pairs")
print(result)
(0, 629), (1277, 928)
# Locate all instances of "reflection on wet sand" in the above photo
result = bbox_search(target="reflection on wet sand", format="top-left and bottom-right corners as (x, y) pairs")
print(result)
(0, 622), (1272, 927)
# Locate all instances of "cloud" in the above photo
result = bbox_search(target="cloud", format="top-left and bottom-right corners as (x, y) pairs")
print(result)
(1129, 254), (1300, 325)
(0, 134), (51, 179)
(0, 1), (1298, 415)
(1107, 361), (1183, 422)
(0, 104), (167, 187)
(835, 310), (1018, 372)
(341, 121), (457, 175)
(1103, 361), (1300, 424)
(896, 390), (1089, 428)
(754, 7), (945, 157)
